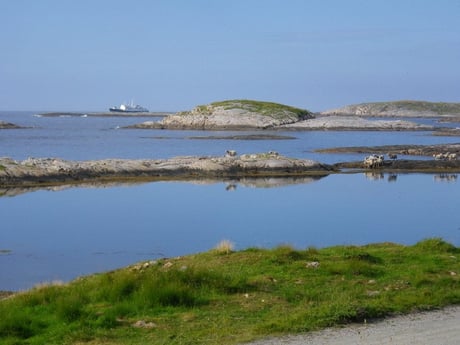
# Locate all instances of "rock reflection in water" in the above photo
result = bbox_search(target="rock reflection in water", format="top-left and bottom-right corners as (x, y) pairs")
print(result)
(0, 181), (151, 198)
(433, 174), (458, 183)
(0, 176), (328, 197)
(223, 176), (326, 190)
(364, 172), (398, 182)
(388, 174), (398, 182)
(364, 172), (385, 181)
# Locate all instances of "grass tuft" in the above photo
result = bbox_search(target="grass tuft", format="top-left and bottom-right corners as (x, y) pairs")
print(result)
(214, 239), (235, 254)
(413, 238), (458, 253)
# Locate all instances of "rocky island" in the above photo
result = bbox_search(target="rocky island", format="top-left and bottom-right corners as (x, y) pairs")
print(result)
(125, 99), (432, 131)
(0, 120), (22, 129)
(1, 147), (460, 190)
(280, 116), (431, 130)
(127, 99), (313, 130)
(0, 153), (335, 187)
(321, 100), (460, 118)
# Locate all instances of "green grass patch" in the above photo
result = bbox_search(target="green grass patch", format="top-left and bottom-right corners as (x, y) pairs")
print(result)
(0, 238), (459, 345)
(185, 99), (312, 121)
(358, 100), (460, 115)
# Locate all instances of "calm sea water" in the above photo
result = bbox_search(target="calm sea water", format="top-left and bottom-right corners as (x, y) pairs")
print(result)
(1, 111), (459, 291)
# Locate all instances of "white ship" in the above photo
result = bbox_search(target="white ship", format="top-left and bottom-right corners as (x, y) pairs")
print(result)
(109, 100), (149, 113)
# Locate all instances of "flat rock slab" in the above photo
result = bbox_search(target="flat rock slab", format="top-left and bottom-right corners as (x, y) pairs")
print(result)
(126, 116), (431, 131)
(281, 116), (432, 131)
(335, 159), (460, 172)
(317, 143), (460, 156)
(0, 121), (22, 129)
(0, 153), (334, 187)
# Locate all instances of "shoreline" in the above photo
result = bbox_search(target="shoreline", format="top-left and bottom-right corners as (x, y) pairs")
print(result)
(35, 111), (171, 117)
(1, 150), (459, 189)
(0, 153), (335, 187)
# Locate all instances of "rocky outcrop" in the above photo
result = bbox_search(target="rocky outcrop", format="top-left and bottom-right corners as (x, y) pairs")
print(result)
(433, 128), (460, 137)
(316, 143), (460, 157)
(2, 150), (460, 190)
(0, 153), (334, 187)
(321, 100), (460, 117)
(335, 159), (460, 172)
(126, 100), (313, 130)
(0, 121), (22, 129)
(281, 116), (431, 130)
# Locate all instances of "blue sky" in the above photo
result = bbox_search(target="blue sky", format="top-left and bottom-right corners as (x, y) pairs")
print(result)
(1, 0), (459, 111)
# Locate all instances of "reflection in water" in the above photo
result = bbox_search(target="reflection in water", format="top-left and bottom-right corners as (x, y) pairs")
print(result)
(0, 181), (151, 198)
(363, 172), (460, 183)
(434, 174), (458, 183)
(364, 172), (385, 181)
(364, 172), (399, 182)
(223, 176), (326, 189)
(388, 174), (398, 182)
(363, 172), (398, 182)
(0, 176), (328, 197)
(2, 173), (459, 197)
(226, 184), (237, 191)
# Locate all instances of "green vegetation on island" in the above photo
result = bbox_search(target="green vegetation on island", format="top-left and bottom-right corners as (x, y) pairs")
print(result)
(365, 100), (460, 115)
(322, 100), (460, 117)
(1, 238), (459, 345)
(181, 99), (312, 120)
(387, 100), (460, 114)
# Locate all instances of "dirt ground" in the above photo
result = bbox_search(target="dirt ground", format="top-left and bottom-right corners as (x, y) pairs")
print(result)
(244, 306), (460, 345)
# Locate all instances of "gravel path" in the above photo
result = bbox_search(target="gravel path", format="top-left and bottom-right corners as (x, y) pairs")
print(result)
(244, 306), (460, 345)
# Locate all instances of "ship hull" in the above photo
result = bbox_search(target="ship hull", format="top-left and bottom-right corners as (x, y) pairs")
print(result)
(109, 108), (147, 113)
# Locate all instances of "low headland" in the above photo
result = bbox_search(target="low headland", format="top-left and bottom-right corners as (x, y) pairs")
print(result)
(0, 153), (334, 188)
(321, 100), (460, 118)
(1, 238), (458, 345)
(1, 143), (460, 189)
(2, 145), (460, 189)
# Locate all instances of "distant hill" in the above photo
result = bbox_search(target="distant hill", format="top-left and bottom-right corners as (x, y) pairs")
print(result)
(321, 100), (460, 117)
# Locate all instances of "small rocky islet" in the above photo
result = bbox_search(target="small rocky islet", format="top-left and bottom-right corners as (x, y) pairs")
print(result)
(0, 120), (23, 129)
(320, 100), (460, 117)
(0, 152), (335, 187)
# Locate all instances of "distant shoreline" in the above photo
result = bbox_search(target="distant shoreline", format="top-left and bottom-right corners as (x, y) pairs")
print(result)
(36, 111), (171, 117)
